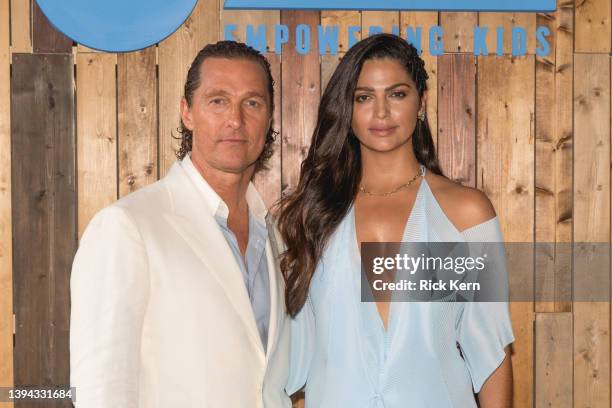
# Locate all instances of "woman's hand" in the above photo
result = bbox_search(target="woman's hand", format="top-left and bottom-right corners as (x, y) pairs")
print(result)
(477, 346), (513, 408)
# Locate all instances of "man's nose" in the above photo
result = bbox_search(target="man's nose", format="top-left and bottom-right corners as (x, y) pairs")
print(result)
(226, 102), (243, 129)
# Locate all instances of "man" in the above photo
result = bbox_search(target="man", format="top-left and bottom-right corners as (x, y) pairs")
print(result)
(70, 41), (290, 407)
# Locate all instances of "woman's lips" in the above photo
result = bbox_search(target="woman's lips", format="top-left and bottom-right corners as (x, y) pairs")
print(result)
(368, 126), (398, 136)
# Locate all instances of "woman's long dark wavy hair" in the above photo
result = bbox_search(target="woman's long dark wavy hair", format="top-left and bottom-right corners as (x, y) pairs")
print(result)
(278, 33), (444, 317)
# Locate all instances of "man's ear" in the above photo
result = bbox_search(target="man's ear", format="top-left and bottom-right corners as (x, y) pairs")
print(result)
(180, 97), (194, 131)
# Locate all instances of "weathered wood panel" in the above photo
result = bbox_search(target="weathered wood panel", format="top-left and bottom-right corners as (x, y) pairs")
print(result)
(440, 12), (477, 52)
(478, 13), (536, 55)
(0, 0), (13, 402)
(575, 0), (611, 53)
(76, 53), (117, 237)
(158, 0), (219, 176)
(221, 9), (279, 52)
(280, 11), (320, 192)
(361, 11), (399, 36)
(534, 0), (573, 313)
(437, 53), (475, 185)
(117, 47), (157, 197)
(535, 313), (572, 407)
(11, 53), (75, 406)
(321, 10), (360, 53)
(32, 1), (72, 54)
(573, 53), (610, 408)
(10, 0), (31, 53)
(477, 55), (535, 408)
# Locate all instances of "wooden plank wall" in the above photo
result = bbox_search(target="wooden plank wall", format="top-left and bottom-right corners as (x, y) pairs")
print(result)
(0, 0), (611, 407)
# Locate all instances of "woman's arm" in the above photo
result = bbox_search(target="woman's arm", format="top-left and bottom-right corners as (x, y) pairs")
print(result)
(477, 346), (513, 408)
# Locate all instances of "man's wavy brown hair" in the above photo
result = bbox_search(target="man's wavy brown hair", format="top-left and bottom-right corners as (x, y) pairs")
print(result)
(176, 41), (277, 172)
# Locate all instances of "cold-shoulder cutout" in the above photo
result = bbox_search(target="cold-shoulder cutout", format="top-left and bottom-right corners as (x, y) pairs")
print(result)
(422, 172), (496, 233)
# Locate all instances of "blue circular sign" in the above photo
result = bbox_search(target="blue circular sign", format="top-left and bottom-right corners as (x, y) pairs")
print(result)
(36, 0), (198, 52)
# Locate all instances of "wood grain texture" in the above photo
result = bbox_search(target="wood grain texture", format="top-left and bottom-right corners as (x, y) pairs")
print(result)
(321, 10), (360, 53)
(220, 9), (279, 52)
(10, 0), (31, 53)
(361, 11), (399, 36)
(440, 12), (477, 52)
(117, 47), (157, 197)
(32, 1), (72, 53)
(280, 10), (320, 192)
(535, 313), (572, 408)
(320, 54), (342, 94)
(11, 54), (75, 404)
(253, 54), (282, 210)
(76, 53), (117, 238)
(478, 13), (536, 55)
(477, 55), (535, 408)
(534, 0), (573, 313)
(400, 12), (438, 146)
(158, 0), (219, 176)
(437, 53), (475, 186)
(0, 0), (12, 401)
(574, 0), (611, 53)
(573, 53), (610, 408)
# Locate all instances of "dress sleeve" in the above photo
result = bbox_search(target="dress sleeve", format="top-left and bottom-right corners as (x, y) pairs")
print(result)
(457, 216), (515, 393)
(286, 295), (315, 395)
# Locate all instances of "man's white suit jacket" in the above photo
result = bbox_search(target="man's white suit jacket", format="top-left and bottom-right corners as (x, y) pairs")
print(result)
(70, 159), (291, 408)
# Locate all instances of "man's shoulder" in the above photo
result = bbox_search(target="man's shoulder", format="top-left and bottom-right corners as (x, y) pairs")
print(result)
(88, 177), (172, 233)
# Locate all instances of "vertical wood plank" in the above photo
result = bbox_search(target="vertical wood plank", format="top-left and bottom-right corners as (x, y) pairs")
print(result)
(573, 53), (610, 408)
(10, 0), (31, 53)
(220, 9), (279, 52)
(440, 12), (477, 53)
(158, 0), (219, 176)
(320, 10), (360, 94)
(11, 53), (75, 403)
(0, 0), (12, 401)
(478, 13), (536, 55)
(361, 11), (399, 36)
(575, 0), (611, 53)
(437, 54), (475, 185)
(321, 10), (360, 53)
(117, 47), (157, 197)
(32, 1), (72, 54)
(280, 10), (320, 192)
(76, 53), (117, 238)
(477, 55), (535, 408)
(253, 54), (282, 210)
(535, 313), (573, 408)
(400, 12), (438, 146)
(535, 0), (574, 313)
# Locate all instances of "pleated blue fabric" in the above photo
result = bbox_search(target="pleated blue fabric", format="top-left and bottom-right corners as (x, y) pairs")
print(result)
(286, 165), (515, 407)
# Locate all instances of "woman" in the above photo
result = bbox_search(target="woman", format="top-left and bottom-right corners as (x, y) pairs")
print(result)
(279, 33), (514, 407)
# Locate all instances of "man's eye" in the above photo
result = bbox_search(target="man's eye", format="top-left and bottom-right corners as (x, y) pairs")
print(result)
(210, 98), (225, 105)
(246, 100), (260, 107)
(355, 94), (370, 102)
(390, 91), (407, 98)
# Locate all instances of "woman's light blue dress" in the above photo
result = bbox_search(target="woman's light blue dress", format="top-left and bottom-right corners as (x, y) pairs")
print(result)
(286, 165), (515, 407)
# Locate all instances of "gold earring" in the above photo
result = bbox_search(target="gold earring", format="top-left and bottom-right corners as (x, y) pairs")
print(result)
(417, 111), (426, 122)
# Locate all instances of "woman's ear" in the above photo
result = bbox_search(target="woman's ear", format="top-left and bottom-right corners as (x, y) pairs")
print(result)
(419, 90), (429, 113)
(180, 97), (194, 131)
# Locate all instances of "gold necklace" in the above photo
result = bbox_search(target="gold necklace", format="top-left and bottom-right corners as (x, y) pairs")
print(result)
(359, 169), (422, 197)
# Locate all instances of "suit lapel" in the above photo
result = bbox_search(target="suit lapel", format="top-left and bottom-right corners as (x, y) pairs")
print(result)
(163, 163), (265, 358)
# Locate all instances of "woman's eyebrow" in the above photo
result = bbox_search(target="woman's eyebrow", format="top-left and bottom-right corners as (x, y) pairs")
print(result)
(354, 82), (412, 92)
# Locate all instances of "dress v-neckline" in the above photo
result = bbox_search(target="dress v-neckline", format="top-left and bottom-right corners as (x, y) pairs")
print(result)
(351, 165), (428, 334)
